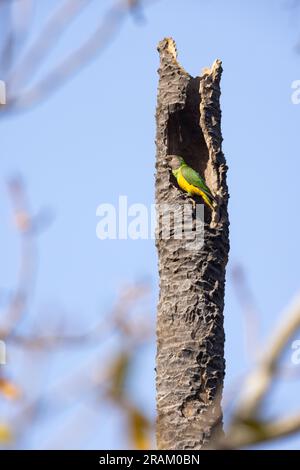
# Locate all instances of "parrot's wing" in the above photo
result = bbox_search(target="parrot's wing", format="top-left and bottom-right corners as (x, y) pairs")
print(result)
(181, 165), (215, 200)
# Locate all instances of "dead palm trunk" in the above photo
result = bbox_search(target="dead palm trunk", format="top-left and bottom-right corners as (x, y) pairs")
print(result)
(155, 38), (229, 450)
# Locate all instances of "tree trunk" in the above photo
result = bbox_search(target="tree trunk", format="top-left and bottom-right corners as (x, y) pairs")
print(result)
(155, 38), (229, 450)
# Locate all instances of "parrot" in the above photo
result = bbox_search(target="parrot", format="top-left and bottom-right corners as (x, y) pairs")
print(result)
(169, 155), (215, 210)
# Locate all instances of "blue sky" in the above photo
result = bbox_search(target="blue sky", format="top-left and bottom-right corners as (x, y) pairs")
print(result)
(0, 0), (300, 449)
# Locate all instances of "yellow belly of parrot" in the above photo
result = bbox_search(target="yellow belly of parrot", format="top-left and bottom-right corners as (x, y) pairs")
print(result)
(177, 170), (213, 210)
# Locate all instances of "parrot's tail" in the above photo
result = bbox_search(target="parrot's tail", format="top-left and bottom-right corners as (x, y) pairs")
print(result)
(194, 188), (215, 211)
(202, 195), (214, 211)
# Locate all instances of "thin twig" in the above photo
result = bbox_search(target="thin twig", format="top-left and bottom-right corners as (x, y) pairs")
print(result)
(5, 0), (156, 113)
(7, 0), (93, 92)
(235, 292), (300, 419)
(219, 292), (300, 448)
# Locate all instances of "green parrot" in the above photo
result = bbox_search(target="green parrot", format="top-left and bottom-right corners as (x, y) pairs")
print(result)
(169, 155), (215, 210)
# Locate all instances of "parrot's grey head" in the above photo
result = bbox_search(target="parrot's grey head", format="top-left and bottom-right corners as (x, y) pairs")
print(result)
(168, 155), (184, 170)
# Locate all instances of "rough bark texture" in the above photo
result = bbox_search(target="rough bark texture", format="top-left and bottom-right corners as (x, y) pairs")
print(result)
(155, 38), (229, 450)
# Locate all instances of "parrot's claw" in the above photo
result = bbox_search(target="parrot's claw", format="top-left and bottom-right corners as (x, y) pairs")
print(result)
(187, 194), (196, 210)
(182, 194), (192, 204)
(182, 194), (196, 210)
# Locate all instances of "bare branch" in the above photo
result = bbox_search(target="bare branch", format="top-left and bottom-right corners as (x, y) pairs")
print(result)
(5, 0), (156, 113)
(231, 264), (261, 358)
(0, 0), (34, 76)
(1, 176), (38, 336)
(221, 414), (300, 449)
(7, 0), (93, 92)
(216, 293), (300, 449)
(234, 292), (300, 420)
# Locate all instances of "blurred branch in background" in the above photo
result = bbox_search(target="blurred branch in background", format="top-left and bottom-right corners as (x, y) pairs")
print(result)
(230, 263), (300, 382)
(0, 0), (158, 450)
(0, 0), (158, 114)
(0, 175), (53, 337)
(202, 267), (300, 449)
(0, 0), (34, 75)
(6, 0), (93, 89)
(1, 0), (299, 451)
(231, 264), (261, 359)
(288, 0), (300, 52)
(216, 289), (300, 449)
(0, 176), (154, 449)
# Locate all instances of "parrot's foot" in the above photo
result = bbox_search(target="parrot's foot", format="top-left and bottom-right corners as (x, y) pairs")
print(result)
(182, 194), (196, 209)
